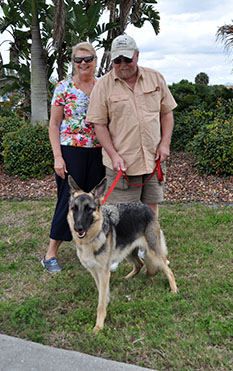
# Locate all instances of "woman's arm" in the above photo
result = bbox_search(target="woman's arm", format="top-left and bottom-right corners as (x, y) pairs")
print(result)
(49, 105), (67, 179)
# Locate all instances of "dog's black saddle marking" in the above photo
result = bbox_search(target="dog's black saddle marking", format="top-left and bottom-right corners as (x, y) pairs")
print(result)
(115, 203), (154, 247)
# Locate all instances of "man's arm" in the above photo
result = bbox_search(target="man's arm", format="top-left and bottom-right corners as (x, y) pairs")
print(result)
(156, 111), (174, 162)
(94, 123), (126, 172)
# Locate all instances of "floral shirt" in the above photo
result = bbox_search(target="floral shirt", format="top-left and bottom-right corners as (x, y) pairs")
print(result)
(51, 78), (101, 147)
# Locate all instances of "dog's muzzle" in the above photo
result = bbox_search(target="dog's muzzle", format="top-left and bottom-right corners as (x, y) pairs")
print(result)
(77, 230), (86, 239)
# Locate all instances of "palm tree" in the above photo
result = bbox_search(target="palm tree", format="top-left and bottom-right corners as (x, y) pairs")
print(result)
(216, 21), (233, 53)
(31, 0), (48, 124)
(97, 0), (160, 76)
(51, 0), (115, 79)
(52, 0), (66, 81)
(0, 0), (50, 123)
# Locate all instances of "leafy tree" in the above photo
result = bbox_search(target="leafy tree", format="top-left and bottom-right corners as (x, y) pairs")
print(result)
(195, 72), (209, 85)
(169, 80), (199, 111)
(169, 78), (233, 113)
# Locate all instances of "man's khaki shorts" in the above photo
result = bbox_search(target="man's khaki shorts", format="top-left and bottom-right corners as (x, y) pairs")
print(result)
(105, 162), (166, 204)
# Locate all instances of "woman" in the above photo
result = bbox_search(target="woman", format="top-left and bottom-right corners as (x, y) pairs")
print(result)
(41, 42), (105, 273)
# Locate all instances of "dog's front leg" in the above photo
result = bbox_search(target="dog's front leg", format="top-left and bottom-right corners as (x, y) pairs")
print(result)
(93, 270), (111, 334)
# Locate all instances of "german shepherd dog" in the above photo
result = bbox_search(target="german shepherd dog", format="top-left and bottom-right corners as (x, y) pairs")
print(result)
(67, 176), (178, 334)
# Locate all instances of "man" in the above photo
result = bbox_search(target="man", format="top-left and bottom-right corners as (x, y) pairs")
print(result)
(86, 34), (177, 219)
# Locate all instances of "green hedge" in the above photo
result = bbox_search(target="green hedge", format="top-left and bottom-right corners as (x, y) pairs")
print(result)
(171, 98), (233, 176)
(188, 117), (233, 176)
(0, 115), (26, 159)
(3, 123), (54, 179)
(171, 105), (214, 151)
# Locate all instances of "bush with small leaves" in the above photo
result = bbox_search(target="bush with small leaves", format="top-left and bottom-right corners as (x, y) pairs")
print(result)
(3, 123), (53, 179)
(171, 105), (214, 151)
(0, 113), (26, 160)
(188, 115), (233, 176)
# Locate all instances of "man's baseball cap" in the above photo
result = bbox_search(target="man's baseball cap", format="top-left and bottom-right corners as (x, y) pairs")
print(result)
(111, 34), (138, 61)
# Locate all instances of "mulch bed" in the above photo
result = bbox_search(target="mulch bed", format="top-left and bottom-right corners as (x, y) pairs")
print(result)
(0, 152), (232, 205)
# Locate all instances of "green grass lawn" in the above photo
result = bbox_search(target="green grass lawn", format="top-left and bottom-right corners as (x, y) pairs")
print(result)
(0, 200), (232, 370)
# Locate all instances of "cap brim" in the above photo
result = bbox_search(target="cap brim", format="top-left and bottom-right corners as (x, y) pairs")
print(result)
(111, 49), (135, 61)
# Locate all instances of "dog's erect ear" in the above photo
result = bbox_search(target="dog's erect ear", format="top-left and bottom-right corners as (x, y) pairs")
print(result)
(92, 177), (107, 200)
(68, 175), (83, 193)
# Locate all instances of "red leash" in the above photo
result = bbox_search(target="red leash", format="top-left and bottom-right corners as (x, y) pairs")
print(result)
(123, 159), (163, 187)
(101, 159), (163, 206)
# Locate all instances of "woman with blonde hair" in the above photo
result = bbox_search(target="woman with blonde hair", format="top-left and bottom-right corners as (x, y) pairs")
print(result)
(41, 42), (105, 273)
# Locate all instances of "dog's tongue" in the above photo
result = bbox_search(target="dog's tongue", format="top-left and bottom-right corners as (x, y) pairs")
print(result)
(78, 231), (86, 239)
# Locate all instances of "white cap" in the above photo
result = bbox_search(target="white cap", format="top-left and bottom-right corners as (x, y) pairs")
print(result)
(111, 34), (138, 61)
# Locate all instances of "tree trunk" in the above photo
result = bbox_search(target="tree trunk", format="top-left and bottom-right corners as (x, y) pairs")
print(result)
(31, 0), (48, 125)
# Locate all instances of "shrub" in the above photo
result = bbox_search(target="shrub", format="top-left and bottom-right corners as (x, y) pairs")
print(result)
(0, 113), (26, 160)
(171, 106), (214, 151)
(188, 117), (233, 176)
(3, 123), (53, 179)
(0, 102), (18, 117)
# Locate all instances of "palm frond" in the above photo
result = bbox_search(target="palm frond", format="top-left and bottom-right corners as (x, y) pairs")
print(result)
(216, 21), (233, 52)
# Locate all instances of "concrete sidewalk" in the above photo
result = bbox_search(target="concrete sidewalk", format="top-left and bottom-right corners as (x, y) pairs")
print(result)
(0, 334), (156, 371)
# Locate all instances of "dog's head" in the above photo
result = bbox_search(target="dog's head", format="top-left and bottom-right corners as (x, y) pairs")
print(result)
(67, 176), (107, 240)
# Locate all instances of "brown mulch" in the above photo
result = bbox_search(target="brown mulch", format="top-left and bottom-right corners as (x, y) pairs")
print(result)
(0, 152), (232, 205)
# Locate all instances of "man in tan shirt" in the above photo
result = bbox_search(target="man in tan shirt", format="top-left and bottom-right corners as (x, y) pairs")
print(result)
(86, 34), (177, 219)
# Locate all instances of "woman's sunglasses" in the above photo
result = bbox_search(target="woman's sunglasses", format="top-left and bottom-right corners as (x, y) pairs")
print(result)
(113, 57), (133, 64)
(73, 56), (95, 64)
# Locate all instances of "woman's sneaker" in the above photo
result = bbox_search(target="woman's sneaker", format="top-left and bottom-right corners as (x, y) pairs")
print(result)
(41, 257), (62, 273)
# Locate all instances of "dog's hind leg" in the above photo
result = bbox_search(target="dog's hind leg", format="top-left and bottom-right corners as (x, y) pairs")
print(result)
(125, 248), (144, 280)
(93, 270), (111, 334)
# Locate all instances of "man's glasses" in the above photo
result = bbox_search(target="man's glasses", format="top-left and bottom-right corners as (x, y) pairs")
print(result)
(73, 56), (95, 64)
(113, 57), (133, 64)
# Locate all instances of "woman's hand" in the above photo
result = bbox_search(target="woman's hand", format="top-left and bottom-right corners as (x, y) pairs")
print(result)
(54, 155), (67, 179)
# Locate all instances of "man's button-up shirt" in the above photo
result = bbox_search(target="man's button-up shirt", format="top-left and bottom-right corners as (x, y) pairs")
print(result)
(86, 66), (177, 176)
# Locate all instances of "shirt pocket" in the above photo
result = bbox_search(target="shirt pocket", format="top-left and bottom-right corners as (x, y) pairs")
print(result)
(109, 94), (131, 117)
(143, 88), (161, 112)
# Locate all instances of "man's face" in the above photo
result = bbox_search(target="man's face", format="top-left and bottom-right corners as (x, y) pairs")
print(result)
(113, 51), (139, 80)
